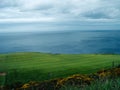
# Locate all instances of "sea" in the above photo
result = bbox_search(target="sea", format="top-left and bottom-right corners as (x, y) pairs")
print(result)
(0, 30), (120, 54)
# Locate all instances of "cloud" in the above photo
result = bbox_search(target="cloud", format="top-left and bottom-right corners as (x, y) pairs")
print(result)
(0, 0), (120, 22)
(83, 8), (120, 19)
(0, 0), (19, 9)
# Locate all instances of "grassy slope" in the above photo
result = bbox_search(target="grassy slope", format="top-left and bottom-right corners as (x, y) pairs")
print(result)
(0, 52), (120, 84)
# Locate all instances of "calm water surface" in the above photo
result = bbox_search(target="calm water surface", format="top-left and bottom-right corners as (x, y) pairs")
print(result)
(0, 30), (120, 54)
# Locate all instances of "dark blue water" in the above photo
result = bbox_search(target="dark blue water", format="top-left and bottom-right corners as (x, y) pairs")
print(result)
(0, 30), (120, 54)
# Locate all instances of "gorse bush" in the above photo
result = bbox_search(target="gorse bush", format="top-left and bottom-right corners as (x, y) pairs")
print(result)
(56, 74), (93, 88)
(60, 78), (120, 90)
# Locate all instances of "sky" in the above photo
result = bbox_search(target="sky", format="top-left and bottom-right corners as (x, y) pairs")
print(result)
(0, 0), (120, 32)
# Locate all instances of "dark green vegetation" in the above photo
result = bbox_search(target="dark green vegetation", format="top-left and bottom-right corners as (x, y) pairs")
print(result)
(0, 52), (120, 86)
(60, 78), (120, 90)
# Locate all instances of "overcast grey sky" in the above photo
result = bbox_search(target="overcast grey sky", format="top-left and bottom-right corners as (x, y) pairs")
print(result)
(0, 0), (120, 32)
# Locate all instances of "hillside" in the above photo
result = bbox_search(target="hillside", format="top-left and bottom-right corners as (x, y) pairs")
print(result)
(0, 52), (120, 86)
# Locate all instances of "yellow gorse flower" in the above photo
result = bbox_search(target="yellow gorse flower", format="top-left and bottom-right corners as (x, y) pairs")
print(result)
(21, 83), (30, 89)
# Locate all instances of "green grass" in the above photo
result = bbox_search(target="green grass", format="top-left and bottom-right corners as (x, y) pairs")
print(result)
(0, 52), (120, 85)
(60, 78), (120, 90)
(0, 76), (6, 86)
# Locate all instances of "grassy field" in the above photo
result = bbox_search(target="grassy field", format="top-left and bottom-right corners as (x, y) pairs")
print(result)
(0, 52), (120, 85)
